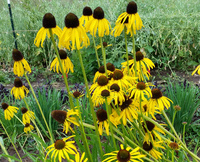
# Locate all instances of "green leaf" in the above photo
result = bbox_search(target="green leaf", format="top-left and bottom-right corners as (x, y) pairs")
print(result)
(1, 154), (20, 162)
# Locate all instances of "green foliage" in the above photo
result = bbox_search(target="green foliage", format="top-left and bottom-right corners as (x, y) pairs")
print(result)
(164, 79), (200, 134)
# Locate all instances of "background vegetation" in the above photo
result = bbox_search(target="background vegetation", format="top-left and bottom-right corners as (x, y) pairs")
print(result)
(0, 0), (200, 83)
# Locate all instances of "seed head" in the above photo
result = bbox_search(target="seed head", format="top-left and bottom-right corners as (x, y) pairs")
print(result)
(42, 13), (56, 28)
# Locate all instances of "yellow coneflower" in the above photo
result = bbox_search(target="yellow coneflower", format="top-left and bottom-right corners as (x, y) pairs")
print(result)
(110, 83), (125, 105)
(51, 109), (79, 134)
(75, 152), (88, 162)
(96, 42), (112, 50)
(70, 90), (84, 99)
(115, 1), (144, 35)
(10, 78), (29, 100)
(112, 16), (129, 37)
(21, 107), (35, 124)
(129, 82), (152, 101)
(24, 123), (34, 134)
(59, 13), (90, 50)
(1, 103), (18, 120)
(141, 101), (160, 120)
(116, 95), (138, 125)
(110, 69), (135, 90)
(45, 135), (77, 162)
(149, 88), (173, 112)
(103, 144), (145, 162)
(142, 140), (165, 160)
(143, 121), (165, 142)
(96, 109), (110, 135)
(50, 49), (74, 74)
(192, 65), (200, 75)
(79, 6), (93, 27)
(90, 75), (110, 101)
(85, 7), (111, 37)
(12, 49), (31, 77)
(34, 13), (62, 47)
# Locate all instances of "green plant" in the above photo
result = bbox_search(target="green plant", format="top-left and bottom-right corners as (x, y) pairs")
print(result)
(164, 79), (200, 134)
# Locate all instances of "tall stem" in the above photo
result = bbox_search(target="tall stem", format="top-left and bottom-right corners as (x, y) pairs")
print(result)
(76, 99), (93, 162)
(24, 73), (54, 144)
(124, 26), (130, 75)
(92, 35), (100, 68)
(77, 49), (104, 160)
(132, 30), (137, 77)
(100, 37), (108, 77)
(0, 119), (22, 162)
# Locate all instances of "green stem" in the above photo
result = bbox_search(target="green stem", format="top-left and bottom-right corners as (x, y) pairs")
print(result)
(132, 29), (137, 78)
(124, 26), (130, 75)
(77, 49), (104, 160)
(24, 73), (54, 144)
(92, 35), (100, 68)
(182, 123), (186, 144)
(76, 99), (93, 162)
(14, 114), (24, 125)
(172, 150), (174, 162)
(0, 119), (22, 162)
(139, 62), (147, 83)
(162, 110), (200, 161)
(105, 98), (117, 150)
(100, 37), (108, 77)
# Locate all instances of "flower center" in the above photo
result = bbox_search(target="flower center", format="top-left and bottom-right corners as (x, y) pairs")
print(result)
(97, 76), (108, 86)
(151, 88), (162, 99)
(143, 121), (155, 132)
(42, 13), (56, 28)
(73, 91), (82, 98)
(117, 149), (130, 162)
(169, 142), (179, 150)
(65, 13), (79, 28)
(126, 1), (137, 14)
(25, 123), (30, 127)
(101, 89), (110, 97)
(98, 66), (105, 73)
(113, 70), (123, 80)
(21, 107), (28, 114)
(51, 110), (67, 124)
(55, 139), (65, 150)
(12, 49), (23, 61)
(143, 104), (147, 112)
(120, 97), (132, 111)
(59, 50), (68, 59)
(136, 82), (146, 90)
(93, 7), (104, 19)
(143, 141), (153, 151)
(136, 51), (144, 61)
(106, 63), (115, 72)
(14, 78), (23, 87)
(1, 103), (9, 110)
(110, 84), (120, 92)
(83, 6), (92, 16)
(96, 109), (107, 122)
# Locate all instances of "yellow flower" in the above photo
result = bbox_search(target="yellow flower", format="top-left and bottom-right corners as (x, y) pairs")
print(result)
(24, 123), (34, 134)
(110, 83), (125, 105)
(51, 109), (79, 134)
(85, 7), (111, 37)
(112, 16), (129, 37)
(142, 140), (165, 160)
(74, 152), (88, 162)
(1, 103), (18, 120)
(192, 65), (200, 75)
(21, 107), (35, 124)
(149, 88), (173, 112)
(10, 78), (29, 100)
(70, 90), (84, 99)
(45, 135), (77, 162)
(116, 95), (138, 125)
(96, 109), (110, 136)
(96, 42), (112, 50)
(79, 6), (93, 27)
(103, 144), (145, 162)
(34, 13), (62, 47)
(59, 13), (90, 50)
(50, 49), (74, 74)
(115, 1), (144, 36)
(12, 49), (31, 77)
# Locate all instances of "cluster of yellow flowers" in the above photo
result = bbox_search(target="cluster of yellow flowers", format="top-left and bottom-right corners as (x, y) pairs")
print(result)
(1, 1), (200, 162)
